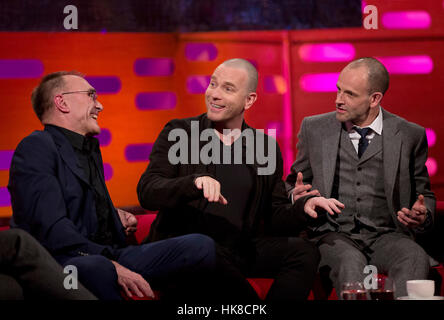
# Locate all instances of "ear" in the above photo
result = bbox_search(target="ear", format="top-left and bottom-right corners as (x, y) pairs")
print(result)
(54, 94), (70, 113)
(369, 92), (383, 109)
(244, 92), (257, 111)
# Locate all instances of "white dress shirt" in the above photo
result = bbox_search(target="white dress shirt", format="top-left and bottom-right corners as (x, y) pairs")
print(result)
(345, 106), (383, 154)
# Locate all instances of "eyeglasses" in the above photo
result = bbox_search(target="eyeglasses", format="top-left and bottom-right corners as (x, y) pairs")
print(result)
(61, 89), (98, 102)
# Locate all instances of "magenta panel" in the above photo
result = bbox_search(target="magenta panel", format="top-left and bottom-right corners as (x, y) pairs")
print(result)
(426, 128), (436, 147)
(377, 56), (433, 74)
(125, 144), (154, 162)
(0, 150), (14, 170)
(0, 187), (11, 207)
(299, 43), (355, 62)
(382, 11), (431, 29)
(134, 58), (174, 76)
(0, 59), (44, 79)
(103, 163), (113, 181)
(299, 73), (339, 92)
(186, 76), (210, 94)
(97, 128), (112, 147)
(135, 92), (177, 110)
(185, 43), (218, 61)
(85, 76), (121, 94)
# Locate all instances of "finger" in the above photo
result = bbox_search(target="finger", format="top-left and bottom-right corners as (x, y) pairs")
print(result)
(293, 184), (312, 194)
(417, 194), (425, 205)
(304, 190), (320, 197)
(398, 211), (418, 226)
(140, 281), (155, 299)
(127, 281), (145, 298)
(121, 282), (132, 298)
(202, 179), (210, 199)
(296, 172), (303, 186)
(328, 201), (342, 214)
(316, 200), (334, 215)
(208, 180), (215, 202)
(397, 214), (409, 226)
(304, 207), (318, 218)
(213, 182), (221, 203)
(219, 194), (228, 205)
(195, 178), (203, 189)
(330, 198), (345, 208)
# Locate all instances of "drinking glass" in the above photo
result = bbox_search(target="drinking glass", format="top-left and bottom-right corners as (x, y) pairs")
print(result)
(341, 282), (369, 300)
(369, 276), (395, 300)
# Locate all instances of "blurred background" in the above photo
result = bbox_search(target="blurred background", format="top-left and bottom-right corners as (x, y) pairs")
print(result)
(0, 0), (443, 223)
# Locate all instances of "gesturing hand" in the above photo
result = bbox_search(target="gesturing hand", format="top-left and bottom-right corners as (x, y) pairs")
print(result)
(117, 208), (138, 236)
(304, 197), (345, 218)
(292, 172), (320, 201)
(195, 176), (228, 205)
(396, 194), (428, 228)
(111, 261), (154, 299)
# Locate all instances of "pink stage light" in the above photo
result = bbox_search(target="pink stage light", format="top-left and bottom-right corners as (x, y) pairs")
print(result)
(299, 43), (355, 62)
(376, 56), (433, 74)
(299, 73), (339, 92)
(426, 128), (436, 147)
(426, 157), (437, 177)
(382, 11), (431, 29)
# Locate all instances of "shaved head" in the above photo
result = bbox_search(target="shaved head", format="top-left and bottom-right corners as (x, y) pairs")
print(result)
(345, 57), (389, 95)
(220, 58), (258, 93)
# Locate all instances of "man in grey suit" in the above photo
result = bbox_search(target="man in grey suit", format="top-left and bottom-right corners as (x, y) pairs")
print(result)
(286, 57), (435, 298)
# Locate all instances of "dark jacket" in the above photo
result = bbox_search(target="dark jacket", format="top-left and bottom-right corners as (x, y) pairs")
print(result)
(137, 113), (309, 249)
(8, 125), (126, 264)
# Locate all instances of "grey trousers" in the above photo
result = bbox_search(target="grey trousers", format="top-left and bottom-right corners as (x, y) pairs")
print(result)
(315, 231), (430, 298)
(0, 229), (97, 300)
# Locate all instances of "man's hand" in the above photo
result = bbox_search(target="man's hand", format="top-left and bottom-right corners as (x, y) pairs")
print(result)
(292, 172), (320, 202)
(397, 194), (427, 228)
(304, 197), (345, 218)
(111, 261), (154, 299)
(194, 176), (228, 205)
(117, 209), (138, 236)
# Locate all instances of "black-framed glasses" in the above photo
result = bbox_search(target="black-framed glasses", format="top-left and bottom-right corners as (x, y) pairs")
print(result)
(61, 89), (98, 102)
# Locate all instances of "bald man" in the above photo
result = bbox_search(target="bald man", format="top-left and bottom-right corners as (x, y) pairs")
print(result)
(286, 57), (435, 298)
(137, 59), (343, 300)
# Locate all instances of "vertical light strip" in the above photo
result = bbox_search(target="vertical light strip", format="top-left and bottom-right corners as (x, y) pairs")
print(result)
(281, 31), (294, 175)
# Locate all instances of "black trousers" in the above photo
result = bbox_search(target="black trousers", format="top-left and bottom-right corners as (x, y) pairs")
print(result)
(0, 229), (96, 300)
(207, 237), (320, 301)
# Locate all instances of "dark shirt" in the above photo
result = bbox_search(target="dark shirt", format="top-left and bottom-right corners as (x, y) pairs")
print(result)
(205, 139), (254, 249)
(49, 125), (116, 247)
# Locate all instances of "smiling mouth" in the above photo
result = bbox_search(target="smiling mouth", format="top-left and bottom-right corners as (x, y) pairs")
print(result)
(91, 114), (98, 120)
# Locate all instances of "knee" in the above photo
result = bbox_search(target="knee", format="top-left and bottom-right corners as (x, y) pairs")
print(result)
(178, 234), (216, 267)
(64, 255), (117, 283)
(287, 238), (321, 270)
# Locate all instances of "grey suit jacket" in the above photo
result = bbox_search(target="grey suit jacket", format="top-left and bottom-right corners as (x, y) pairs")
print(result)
(286, 108), (435, 237)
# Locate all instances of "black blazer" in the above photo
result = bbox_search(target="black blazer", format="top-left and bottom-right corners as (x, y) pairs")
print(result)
(8, 125), (126, 264)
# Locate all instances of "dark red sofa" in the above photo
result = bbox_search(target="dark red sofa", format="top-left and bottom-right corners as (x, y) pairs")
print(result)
(1, 202), (443, 299)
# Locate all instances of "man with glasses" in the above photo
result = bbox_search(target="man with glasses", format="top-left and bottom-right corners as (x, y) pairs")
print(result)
(8, 71), (216, 300)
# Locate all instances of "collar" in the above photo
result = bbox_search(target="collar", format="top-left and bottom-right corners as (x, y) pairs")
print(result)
(345, 106), (383, 135)
(46, 124), (85, 151)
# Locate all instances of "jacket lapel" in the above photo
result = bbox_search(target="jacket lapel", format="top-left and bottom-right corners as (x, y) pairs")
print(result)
(381, 109), (402, 213)
(322, 118), (341, 197)
(45, 126), (91, 186)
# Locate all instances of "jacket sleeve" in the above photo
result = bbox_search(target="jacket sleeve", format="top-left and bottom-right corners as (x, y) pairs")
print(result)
(137, 121), (209, 211)
(268, 138), (311, 235)
(8, 134), (112, 258)
(411, 127), (436, 233)
(285, 117), (315, 199)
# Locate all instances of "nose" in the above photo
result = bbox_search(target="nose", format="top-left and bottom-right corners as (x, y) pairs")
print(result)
(206, 86), (221, 101)
(96, 100), (104, 111)
(335, 91), (344, 106)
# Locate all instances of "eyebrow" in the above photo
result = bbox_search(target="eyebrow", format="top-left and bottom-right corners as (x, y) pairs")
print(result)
(337, 84), (356, 96)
